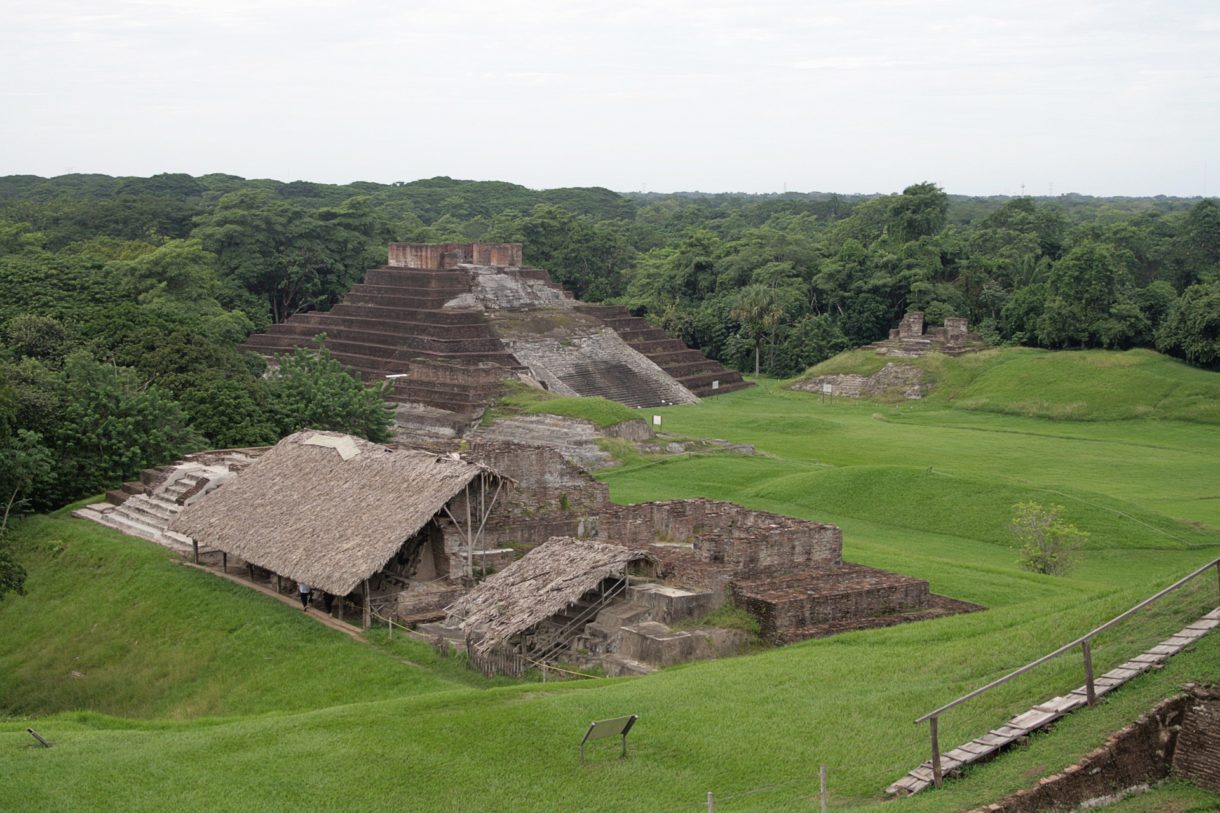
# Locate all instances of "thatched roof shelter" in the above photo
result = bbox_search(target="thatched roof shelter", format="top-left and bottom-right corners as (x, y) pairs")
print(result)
(448, 537), (652, 654)
(172, 430), (503, 596)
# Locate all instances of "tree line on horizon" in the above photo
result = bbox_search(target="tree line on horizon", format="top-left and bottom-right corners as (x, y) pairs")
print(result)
(0, 172), (1217, 573)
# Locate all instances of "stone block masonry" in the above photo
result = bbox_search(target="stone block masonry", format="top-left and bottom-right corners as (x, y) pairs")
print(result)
(388, 242), (522, 269)
(732, 564), (930, 643)
(590, 498), (843, 572)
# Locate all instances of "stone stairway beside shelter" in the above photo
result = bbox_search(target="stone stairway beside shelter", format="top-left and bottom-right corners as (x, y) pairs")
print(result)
(72, 451), (262, 556)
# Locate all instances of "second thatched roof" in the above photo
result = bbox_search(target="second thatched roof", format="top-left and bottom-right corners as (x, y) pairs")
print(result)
(447, 537), (652, 654)
(171, 430), (501, 595)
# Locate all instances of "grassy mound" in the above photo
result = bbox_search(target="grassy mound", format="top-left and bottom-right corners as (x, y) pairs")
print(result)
(796, 347), (1220, 422)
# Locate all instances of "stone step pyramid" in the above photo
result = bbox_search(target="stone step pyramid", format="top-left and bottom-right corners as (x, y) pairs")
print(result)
(240, 243), (751, 418)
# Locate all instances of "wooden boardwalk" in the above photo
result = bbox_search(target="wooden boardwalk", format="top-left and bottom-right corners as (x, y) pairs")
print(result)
(886, 606), (1220, 797)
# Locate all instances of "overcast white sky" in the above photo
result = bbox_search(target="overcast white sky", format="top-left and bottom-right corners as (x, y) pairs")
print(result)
(2, 0), (1217, 196)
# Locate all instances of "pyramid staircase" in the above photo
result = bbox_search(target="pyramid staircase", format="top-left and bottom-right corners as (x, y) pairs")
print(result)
(574, 304), (751, 398)
(241, 267), (523, 415)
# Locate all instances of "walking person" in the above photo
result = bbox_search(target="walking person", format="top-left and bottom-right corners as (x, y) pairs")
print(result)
(298, 582), (311, 612)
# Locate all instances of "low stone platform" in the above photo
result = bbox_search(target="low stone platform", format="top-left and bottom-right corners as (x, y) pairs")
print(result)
(732, 563), (934, 644)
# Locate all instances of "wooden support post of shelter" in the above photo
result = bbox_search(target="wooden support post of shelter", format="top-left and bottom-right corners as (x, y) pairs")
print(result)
(362, 580), (371, 630)
(442, 471), (506, 582)
(222, 552), (227, 573)
(192, 539), (198, 565)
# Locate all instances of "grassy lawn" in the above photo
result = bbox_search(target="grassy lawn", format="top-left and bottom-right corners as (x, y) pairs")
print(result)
(1, 349), (1218, 811)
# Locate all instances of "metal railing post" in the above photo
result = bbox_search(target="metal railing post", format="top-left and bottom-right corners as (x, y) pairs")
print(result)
(1082, 639), (1096, 706)
(929, 715), (942, 788)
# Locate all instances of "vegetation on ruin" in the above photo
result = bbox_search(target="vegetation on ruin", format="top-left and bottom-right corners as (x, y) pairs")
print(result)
(3, 364), (1218, 811)
(487, 378), (641, 429)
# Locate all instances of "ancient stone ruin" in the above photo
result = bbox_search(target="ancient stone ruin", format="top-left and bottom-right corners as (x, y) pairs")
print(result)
(794, 310), (987, 402)
(240, 242), (750, 444)
(76, 434), (979, 677)
(867, 311), (987, 357)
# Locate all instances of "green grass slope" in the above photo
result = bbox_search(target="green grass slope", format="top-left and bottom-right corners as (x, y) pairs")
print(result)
(2, 363), (1219, 811)
(0, 514), (489, 720)
(798, 347), (1220, 423)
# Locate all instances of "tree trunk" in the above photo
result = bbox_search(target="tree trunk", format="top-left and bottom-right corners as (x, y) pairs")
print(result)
(753, 339), (761, 376)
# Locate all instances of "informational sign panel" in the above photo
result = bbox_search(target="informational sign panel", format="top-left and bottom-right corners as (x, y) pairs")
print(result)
(580, 714), (638, 761)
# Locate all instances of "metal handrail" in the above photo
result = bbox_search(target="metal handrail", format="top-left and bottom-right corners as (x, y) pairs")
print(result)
(914, 555), (1220, 789)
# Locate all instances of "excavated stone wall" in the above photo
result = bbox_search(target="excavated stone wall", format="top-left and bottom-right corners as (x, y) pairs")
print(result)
(444, 266), (572, 310)
(589, 499), (842, 572)
(1174, 691), (1220, 792)
(972, 687), (1220, 812)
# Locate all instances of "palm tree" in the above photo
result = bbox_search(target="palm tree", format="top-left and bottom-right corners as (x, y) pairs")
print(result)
(730, 284), (785, 376)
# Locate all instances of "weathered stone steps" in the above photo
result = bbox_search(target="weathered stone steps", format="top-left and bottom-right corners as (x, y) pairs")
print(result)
(259, 322), (508, 354)
(328, 302), (489, 325)
(885, 607), (1220, 798)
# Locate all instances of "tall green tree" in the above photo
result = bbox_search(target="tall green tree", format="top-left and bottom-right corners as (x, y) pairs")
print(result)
(265, 341), (395, 443)
(730, 284), (786, 375)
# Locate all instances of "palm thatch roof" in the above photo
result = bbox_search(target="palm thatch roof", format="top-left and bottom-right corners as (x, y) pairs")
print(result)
(447, 537), (652, 654)
(171, 430), (502, 596)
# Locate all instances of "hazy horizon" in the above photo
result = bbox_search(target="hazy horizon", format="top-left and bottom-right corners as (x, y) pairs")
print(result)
(3, 1), (1217, 198)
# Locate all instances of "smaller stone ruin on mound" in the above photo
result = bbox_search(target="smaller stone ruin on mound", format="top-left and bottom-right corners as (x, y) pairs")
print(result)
(866, 311), (988, 357)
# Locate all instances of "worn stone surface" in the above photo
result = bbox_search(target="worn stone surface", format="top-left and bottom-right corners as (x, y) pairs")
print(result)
(795, 362), (926, 400)
(503, 328), (699, 407)
(732, 563), (931, 642)
(617, 621), (748, 666)
(469, 414), (615, 470)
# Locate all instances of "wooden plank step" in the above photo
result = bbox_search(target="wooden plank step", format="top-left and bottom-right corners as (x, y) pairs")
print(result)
(976, 732), (1017, 748)
(1008, 708), (1059, 730)
(1130, 652), (1166, 664)
(1186, 619), (1218, 631)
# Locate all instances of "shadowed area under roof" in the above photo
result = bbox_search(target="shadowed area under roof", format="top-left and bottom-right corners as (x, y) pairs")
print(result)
(448, 537), (652, 654)
(171, 430), (501, 596)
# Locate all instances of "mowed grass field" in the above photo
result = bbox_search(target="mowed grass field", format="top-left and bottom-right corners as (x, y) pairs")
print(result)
(1, 349), (1218, 812)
